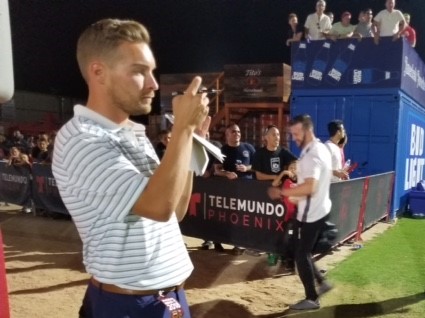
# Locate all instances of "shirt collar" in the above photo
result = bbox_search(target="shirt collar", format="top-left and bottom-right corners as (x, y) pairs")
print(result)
(74, 105), (134, 131)
(300, 138), (320, 157)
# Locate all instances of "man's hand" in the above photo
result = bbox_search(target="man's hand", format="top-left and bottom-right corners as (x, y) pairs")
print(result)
(392, 33), (401, 41)
(268, 186), (282, 200)
(194, 116), (211, 138)
(373, 33), (380, 45)
(172, 76), (210, 131)
(235, 164), (249, 173)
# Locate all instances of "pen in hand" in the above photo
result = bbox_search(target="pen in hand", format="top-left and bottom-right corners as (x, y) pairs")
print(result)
(171, 88), (222, 96)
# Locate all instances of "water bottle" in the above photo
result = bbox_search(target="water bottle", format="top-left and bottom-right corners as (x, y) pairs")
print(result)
(291, 42), (308, 85)
(267, 253), (278, 266)
(308, 41), (332, 86)
(343, 159), (351, 170)
(347, 68), (400, 85)
(327, 42), (356, 85)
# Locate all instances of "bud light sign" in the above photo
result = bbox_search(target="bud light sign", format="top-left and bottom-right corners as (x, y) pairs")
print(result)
(404, 124), (425, 190)
(291, 37), (403, 90)
(401, 40), (425, 107)
(393, 99), (425, 213)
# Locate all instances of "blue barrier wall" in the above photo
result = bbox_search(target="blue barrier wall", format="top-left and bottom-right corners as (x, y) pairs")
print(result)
(290, 37), (425, 217)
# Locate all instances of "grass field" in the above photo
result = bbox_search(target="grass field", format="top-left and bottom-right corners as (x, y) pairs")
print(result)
(320, 217), (425, 318)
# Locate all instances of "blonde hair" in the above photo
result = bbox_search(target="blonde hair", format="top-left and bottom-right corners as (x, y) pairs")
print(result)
(76, 18), (151, 81)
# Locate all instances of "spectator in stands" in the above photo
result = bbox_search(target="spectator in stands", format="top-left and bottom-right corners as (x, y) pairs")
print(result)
(326, 12), (334, 24)
(213, 123), (255, 180)
(7, 146), (32, 213)
(7, 146), (22, 166)
(286, 13), (304, 46)
(252, 125), (297, 184)
(10, 130), (28, 153)
(373, 0), (406, 45)
(201, 132), (222, 178)
(304, 0), (332, 41)
(325, 120), (349, 182)
(52, 18), (209, 318)
(338, 134), (348, 168)
(34, 139), (51, 164)
(154, 129), (171, 160)
(0, 135), (7, 160)
(354, 9), (375, 38)
(7, 146), (31, 168)
(26, 135), (36, 151)
(213, 123), (256, 255)
(31, 133), (49, 160)
(401, 13), (416, 47)
(272, 114), (333, 311)
(327, 11), (356, 40)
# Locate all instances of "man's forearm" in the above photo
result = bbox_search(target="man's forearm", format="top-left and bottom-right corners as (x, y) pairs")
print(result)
(133, 126), (193, 221)
(282, 179), (316, 197)
(175, 171), (194, 221)
(255, 171), (276, 181)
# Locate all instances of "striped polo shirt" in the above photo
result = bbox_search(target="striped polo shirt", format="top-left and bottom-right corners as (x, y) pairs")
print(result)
(52, 105), (193, 290)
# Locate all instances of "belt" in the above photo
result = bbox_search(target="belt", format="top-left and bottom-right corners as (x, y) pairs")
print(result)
(90, 277), (184, 296)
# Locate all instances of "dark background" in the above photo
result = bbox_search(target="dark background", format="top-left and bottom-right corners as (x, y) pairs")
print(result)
(9, 0), (424, 106)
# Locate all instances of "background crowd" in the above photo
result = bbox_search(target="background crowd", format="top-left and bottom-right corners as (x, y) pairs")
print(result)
(286, 0), (416, 47)
(0, 129), (56, 166)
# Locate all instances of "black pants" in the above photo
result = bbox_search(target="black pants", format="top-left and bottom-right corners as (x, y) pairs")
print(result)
(294, 215), (327, 301)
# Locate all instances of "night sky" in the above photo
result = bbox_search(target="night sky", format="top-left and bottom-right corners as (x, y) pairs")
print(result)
(9, 0), (425, 102)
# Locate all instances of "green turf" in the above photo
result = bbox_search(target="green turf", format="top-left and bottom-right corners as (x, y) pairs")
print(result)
(322, 218), (425, 318)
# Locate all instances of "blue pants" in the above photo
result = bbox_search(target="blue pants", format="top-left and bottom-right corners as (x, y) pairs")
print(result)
(84, 281), (191, 318)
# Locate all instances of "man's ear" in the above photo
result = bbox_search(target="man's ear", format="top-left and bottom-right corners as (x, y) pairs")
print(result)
(89, 62), (107, 84)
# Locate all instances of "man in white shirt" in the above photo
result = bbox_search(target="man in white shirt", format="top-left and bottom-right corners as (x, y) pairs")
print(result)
(304, 0), (332, 41)
(325, 120), (349, 182)
(373, 0), (406, 44)
(271, 114), (333, 310)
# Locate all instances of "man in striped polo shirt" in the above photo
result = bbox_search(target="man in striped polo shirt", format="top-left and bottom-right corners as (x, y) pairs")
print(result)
(52, 19), (210, 318)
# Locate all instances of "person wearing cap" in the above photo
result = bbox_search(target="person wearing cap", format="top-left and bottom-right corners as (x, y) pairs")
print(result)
(401, 13), (416, 47)
(327, 11), (356, 40)
(304, 0), (332, 41)
(373, 0), (406, 45)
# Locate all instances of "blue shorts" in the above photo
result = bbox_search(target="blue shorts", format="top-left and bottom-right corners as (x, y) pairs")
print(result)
(86, 281), (191, 318)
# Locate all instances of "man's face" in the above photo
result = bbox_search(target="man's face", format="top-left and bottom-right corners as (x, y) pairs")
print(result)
(39, 140), (49, 151)
(226, 125), (241, 146)
(316, 1), (326, 14)
(290, 123), (307, 149)
(364, 10), (373, 22)
(265, 127), (280, 150)
(289, 16), (298, 26)
(160, 133), (171, 146)
(342, 15), (351, 26)
(338, 125), (346, 139)
(386, 0), (395, 11)
(104, 41), (159, 116)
